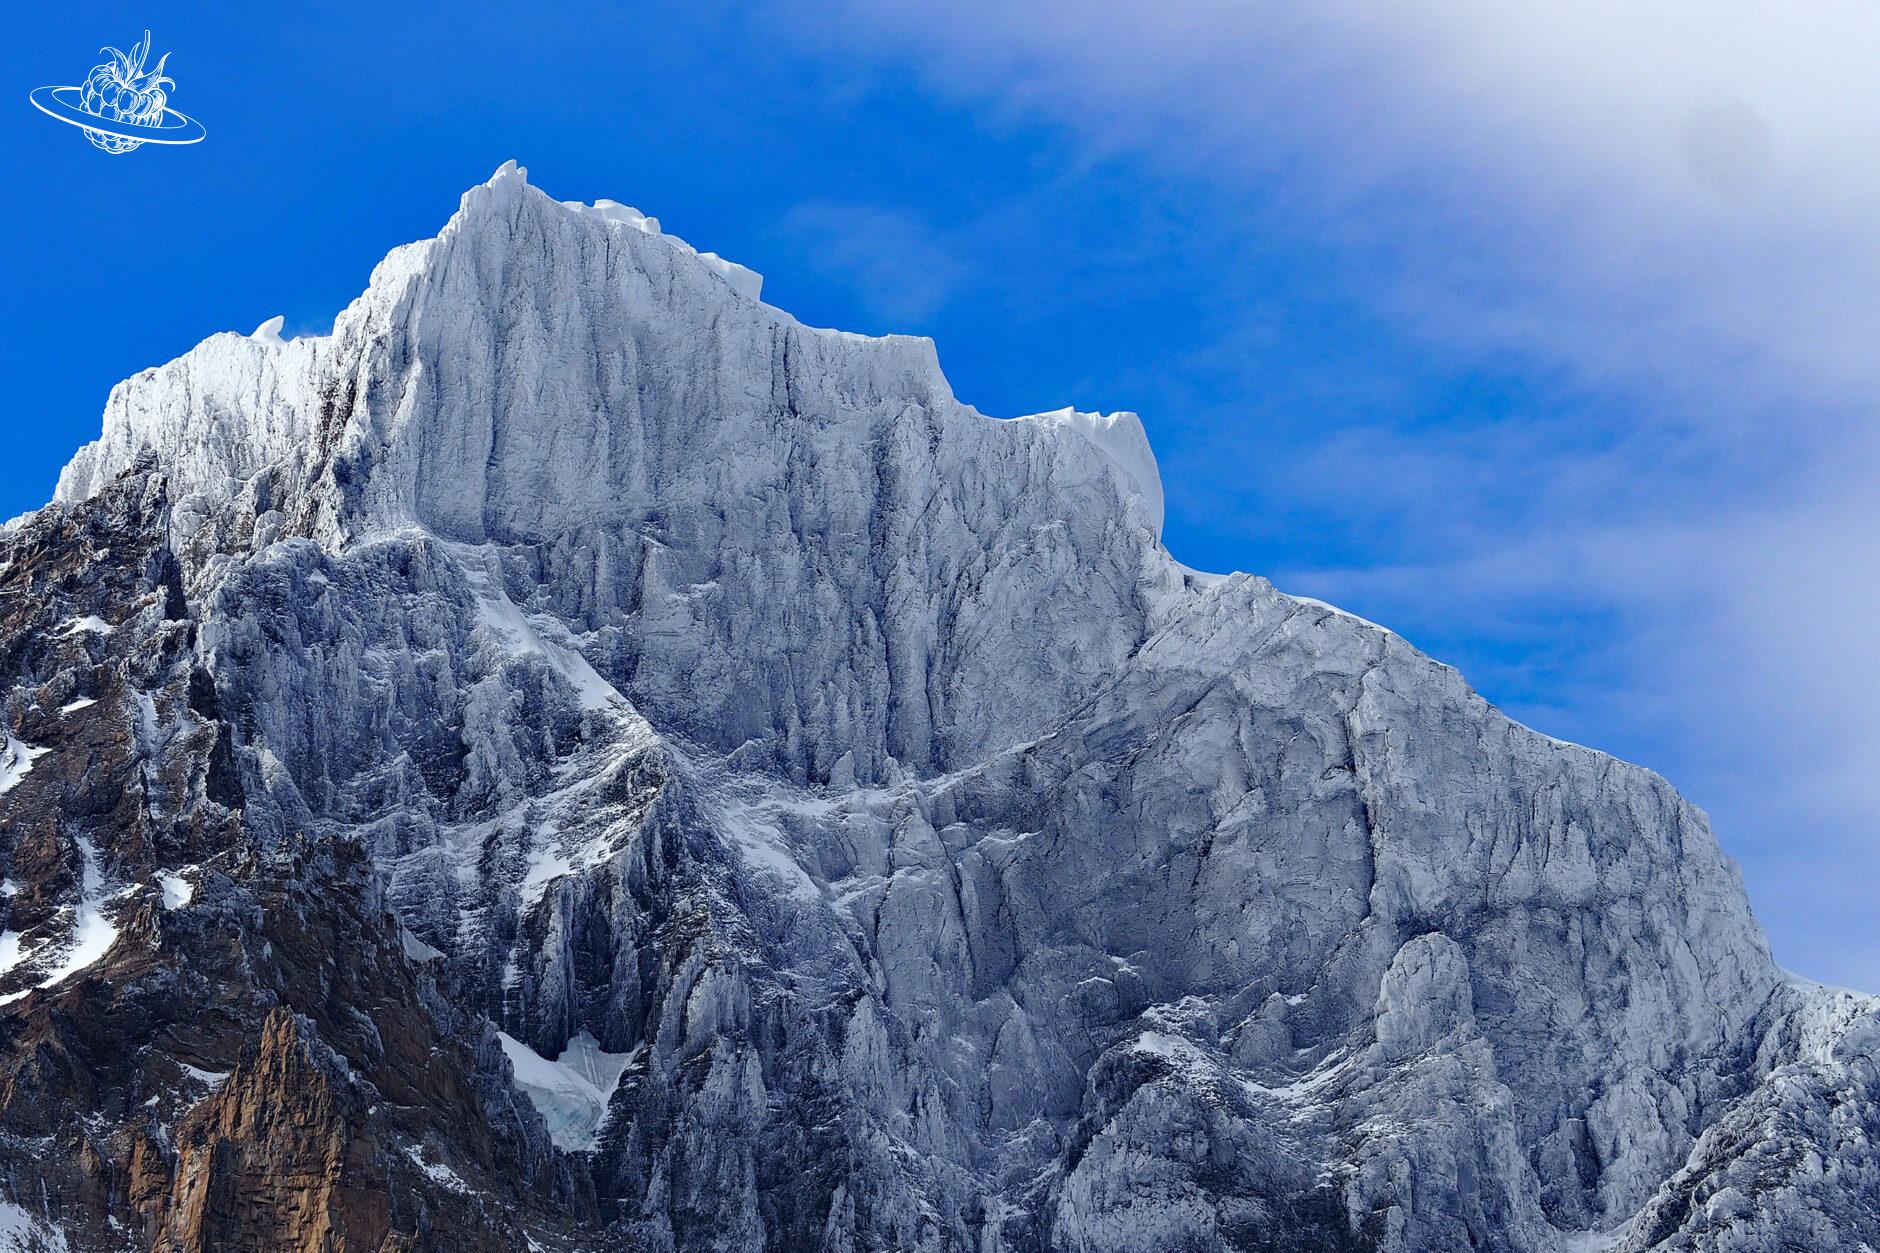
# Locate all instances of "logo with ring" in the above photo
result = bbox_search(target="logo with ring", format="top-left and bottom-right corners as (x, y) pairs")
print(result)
(31, 31), (205, 155)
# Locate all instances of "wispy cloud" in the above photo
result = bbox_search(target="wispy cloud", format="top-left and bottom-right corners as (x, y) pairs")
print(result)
(806, 1), (1880, 402)
(777, 201), (971, 325)
(785, 1), (1880, 986)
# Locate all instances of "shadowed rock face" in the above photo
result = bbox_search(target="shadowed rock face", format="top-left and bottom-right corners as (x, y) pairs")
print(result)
(2, 164), (1876, 1251)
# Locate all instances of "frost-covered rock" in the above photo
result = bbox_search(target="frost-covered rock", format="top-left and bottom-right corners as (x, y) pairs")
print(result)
(3, 163), (1876, 1250)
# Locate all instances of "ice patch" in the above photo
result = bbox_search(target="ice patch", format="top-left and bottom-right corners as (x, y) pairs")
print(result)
(0, 737), (49, 797)
(497, 1030), (637, 1152)
(401, 927), (443, 963)
(57, 698), (95, 715)
(158, 873), (194, 910)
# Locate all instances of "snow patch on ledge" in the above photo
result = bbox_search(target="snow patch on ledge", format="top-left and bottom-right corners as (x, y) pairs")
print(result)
(1780, 966), (1873, 1000)
(37, 838), (118, 989)
(497, 1031), (637, 1152)
(403, 1146), (472, 1194)
(0, 931), (32, 978)
(562, 195), (764, 301)
(1507, 719), (1587, 752)
(56, 616), (113, 637)
(714, 796), (822, 902)
(0, 1199), (70, 1251)
(158, 873), (194, 910)
(0, 737), (49, 797)
(459, 552), (625, 713)
(1554, 1224), (1631, 1253)
(1021, 408), (1165, 538)
(567, 198), (662, 235)
(1, 837), (120, 1006)
(517, 839), (574, 910)
(1285, 594), (1397, 639)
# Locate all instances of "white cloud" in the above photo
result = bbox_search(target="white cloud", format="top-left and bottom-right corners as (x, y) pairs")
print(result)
(791, 1), (1880, 986)
(811, 1), (1880, 401)
(778, 201), (970, 324)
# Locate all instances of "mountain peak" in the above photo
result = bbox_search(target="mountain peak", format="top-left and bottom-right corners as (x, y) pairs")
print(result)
(9, 167), (1875, 1251)
(53, 170), (1155, 561)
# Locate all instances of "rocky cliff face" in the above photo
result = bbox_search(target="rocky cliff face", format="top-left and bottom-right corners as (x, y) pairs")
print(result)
(1, 163), (1874, 1251)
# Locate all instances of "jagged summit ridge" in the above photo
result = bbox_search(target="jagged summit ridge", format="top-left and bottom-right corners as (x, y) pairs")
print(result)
(55, 159), (1159, 541)
(53, 161), (1179, 787)
(0, 166), (1875, 1252)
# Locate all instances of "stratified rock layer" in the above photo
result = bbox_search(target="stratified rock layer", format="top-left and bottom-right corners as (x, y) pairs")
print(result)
(1, 163), (1874, 1251)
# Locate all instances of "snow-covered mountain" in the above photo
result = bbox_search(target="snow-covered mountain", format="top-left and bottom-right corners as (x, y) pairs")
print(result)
(1, 162), (1875, 1252)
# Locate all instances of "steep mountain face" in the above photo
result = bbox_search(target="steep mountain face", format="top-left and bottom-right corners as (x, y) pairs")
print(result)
(2, 162), (1875, 1252)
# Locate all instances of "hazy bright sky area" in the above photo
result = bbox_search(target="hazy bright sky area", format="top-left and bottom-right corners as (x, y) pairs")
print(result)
(4, 4), (1875, 986)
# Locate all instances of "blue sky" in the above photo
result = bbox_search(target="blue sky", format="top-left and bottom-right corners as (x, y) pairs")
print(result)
(5, 4), (1876, 986)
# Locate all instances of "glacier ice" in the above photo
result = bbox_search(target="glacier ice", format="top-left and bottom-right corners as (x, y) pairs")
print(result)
(497, 1030), (637, 1152)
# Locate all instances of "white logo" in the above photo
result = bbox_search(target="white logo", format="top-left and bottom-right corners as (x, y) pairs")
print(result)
(30, 31), (205, 155)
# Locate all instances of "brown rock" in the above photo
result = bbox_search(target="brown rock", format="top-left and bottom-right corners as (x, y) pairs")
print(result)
(153, 1009), (383, 1253)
